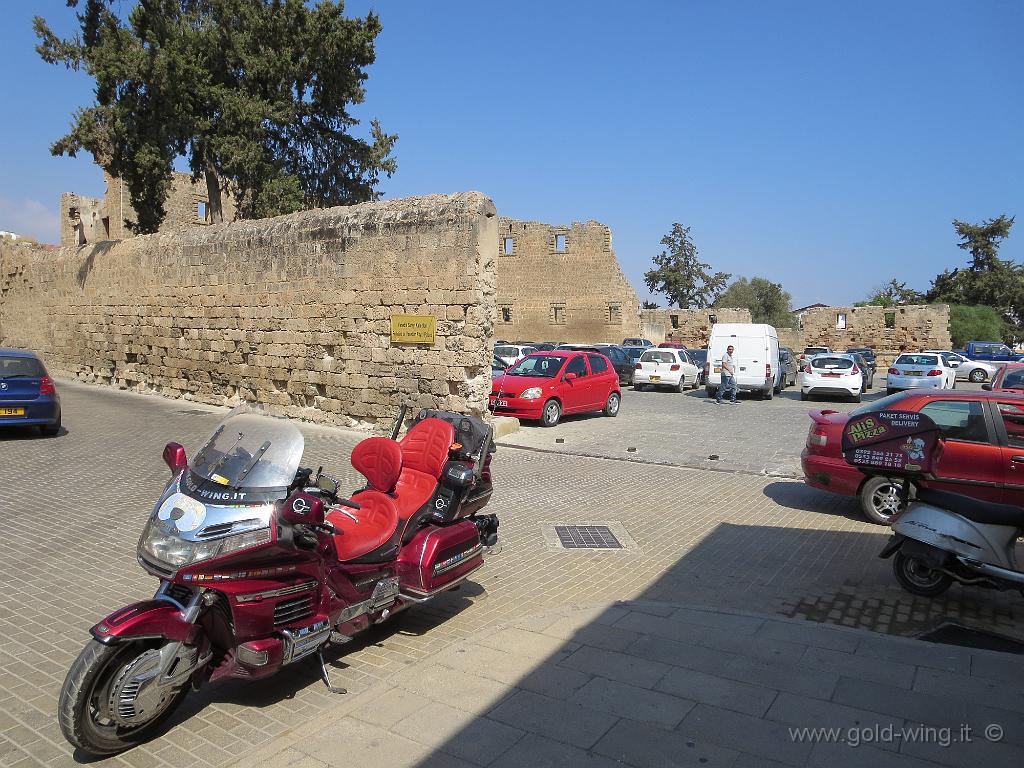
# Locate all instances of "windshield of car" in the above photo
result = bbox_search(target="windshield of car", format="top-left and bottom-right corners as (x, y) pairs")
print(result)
(494, 346), (519, 358)
(687, 349), (708, 365)
(810, 356), (854, 370)
(622, 347), (645, 361)
(846, 348), (872, 355)
(0, 356), (44, 378)
(189, 408), (304, 489)
(804, 347), (829, 355)
(999, 369), (1024, 390)
(895, 354), (939, 367)
(507, 355), (565, 378)
(640, 350), (677, 364)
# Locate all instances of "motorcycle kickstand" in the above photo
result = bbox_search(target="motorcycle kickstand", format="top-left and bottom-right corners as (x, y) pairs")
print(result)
(317, 647), (347, 695)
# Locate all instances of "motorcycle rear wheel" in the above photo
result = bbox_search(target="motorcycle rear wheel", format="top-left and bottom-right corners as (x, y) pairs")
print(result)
(892, 551), (953, 597)
(58, 638), (190, 756)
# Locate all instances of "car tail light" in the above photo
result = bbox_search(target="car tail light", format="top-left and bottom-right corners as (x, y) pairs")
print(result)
(807, 425), (829, 448)
(927, 369), (943, 376)
(888, 367), (899, 375)
(703, 362), (710, 374)
(851, 365), (860, 375)
(670, 364), (680, 371)
(634, 363), (642, 370)
(803, 365), (812, 374)
(766, 363), (772, 378)
(39, 376), (55, 395)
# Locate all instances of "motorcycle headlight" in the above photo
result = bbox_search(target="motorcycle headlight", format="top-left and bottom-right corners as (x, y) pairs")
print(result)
(138, 520), (271, 569)
(520, 387), (542, 400)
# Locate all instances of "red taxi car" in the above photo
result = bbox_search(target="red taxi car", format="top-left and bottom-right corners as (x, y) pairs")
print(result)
(490, 350), (621, 427)
(801, 390), (1024, 524)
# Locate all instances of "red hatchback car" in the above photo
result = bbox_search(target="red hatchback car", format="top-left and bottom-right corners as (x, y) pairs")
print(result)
(801, 390), (1024, 524)
(490, 350), (621, 427)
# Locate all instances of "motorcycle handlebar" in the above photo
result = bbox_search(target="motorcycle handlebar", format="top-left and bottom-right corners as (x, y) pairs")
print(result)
(337, 498), (361, 510)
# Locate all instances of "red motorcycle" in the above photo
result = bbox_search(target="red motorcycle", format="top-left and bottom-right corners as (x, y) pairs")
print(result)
(58, 405), (499, 756)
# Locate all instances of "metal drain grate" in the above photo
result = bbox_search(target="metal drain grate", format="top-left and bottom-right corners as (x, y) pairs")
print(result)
(554, 525), (622, 549)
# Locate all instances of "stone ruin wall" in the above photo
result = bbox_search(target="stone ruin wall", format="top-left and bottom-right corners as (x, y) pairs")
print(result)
(2, 192), (497, 428)
(641, 307), (753, 346)
(493, 218), (641, 343)
(60, 171), (237, 246)
(795, 304), (951, 366)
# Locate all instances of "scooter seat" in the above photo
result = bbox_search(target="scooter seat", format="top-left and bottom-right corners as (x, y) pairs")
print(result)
(916, 488), (1024, 527)
(326, 489), (401, 562)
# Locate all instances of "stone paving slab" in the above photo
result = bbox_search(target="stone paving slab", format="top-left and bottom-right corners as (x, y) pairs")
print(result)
(230, 601), (1024, 768)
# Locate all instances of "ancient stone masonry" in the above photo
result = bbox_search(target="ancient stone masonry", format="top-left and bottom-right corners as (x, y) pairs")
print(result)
(60, 171), (237, 246)
(640, 307), (752, 346)
(795, 304), (951, 366)
(494, 218), (641, 342)
(2, 192), (498, 428)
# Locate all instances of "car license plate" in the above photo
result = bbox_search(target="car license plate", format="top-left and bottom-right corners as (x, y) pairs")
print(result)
(0, 407), (25, 417)
(907, 370), (922, 376)
(495, 399), (508, 408)
(650, 375), (660, 382)
(714, 367), (721, 373)
(824, 373), (840, 378)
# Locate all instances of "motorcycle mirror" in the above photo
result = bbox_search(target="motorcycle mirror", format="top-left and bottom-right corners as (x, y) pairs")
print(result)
(163, 442), (188, 474)
(317, 474), (339, 495)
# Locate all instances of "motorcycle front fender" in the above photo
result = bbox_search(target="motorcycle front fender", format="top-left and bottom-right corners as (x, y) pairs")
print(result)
(90, 600), (198, 645)
(878, 534), (903, 559)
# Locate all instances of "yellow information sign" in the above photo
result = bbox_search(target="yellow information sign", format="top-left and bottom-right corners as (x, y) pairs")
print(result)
(390, 314), (437, 345)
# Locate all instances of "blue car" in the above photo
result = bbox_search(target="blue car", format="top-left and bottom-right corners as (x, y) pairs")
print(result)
(0, 349), (61, 436)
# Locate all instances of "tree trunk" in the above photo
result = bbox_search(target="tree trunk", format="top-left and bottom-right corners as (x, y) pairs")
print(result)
(203, 150), (224, 224)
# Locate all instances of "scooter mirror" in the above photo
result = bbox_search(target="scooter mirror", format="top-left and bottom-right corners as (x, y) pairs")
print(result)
(163, 442), (188, 474)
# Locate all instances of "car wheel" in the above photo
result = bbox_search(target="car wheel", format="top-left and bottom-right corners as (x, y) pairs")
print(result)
(886, 388), (895, 396)
(859, 476), (908, 525)
(603, 392), (620, 417)
(969, 368), (986, 383)
(852, 392), (861, 403)
(800, 390), (809, 401)
(674, 379), (684, 393)
(40, 412), (61, 437)
(892, 551), (952, 597)
(764, 385), (773, 400)
(540, 399), (562, 428)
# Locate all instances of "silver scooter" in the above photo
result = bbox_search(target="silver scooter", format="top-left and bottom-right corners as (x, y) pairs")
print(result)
(839, 408), (1024, 598)
(879, 487), (1024, 597)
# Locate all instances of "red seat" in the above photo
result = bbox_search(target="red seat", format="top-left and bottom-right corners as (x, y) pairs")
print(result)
(395, 418), (455, 517)
(330, 437), (402, 561)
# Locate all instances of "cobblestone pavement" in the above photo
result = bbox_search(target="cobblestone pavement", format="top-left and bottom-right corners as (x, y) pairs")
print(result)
(235, 601), (1024, 768)
(498, 380), (988, 477)
(0, 380), (1019, 768)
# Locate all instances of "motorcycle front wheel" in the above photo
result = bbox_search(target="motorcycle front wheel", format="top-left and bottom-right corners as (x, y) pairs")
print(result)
(58, 638), (190, 756)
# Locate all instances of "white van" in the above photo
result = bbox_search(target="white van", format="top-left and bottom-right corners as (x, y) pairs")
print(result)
(706, 323), (781, 400)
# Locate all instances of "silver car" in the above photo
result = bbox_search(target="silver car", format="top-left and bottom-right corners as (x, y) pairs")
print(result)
(886, 353), (955, 394)
(924, 350), (999, 383)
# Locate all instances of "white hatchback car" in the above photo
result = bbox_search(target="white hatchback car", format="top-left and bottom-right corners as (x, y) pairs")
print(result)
(923, 350), (999, 383)
(634, 348), (700, 392)
(800, 354), (864, 402)
(494, 344), (536, 367)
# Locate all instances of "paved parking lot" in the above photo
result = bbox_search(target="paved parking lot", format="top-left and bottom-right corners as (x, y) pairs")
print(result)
(501, 378), (988, 476)
(0, 379), (1020, 768)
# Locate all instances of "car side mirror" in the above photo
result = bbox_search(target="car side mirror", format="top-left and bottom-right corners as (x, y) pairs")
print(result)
(163, 442), (188, 474)
(982, 383), (992, 390)
(949, 361), (960, 368)
(564, 372), (578, 382)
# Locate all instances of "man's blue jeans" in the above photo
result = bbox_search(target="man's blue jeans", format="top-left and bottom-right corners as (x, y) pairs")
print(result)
(717, 374), (737, 403)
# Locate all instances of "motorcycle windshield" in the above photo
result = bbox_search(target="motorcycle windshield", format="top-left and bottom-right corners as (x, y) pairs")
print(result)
(189, 407), (304, 490)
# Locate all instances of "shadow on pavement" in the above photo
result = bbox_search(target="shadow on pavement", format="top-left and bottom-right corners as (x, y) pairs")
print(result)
(762, 480), (866, 522)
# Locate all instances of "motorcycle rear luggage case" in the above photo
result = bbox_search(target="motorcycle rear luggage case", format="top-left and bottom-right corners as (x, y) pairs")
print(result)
(397, 521), (483, 598)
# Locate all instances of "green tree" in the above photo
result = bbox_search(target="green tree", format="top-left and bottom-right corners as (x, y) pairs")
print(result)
(928, 215), (1021, 339)
(855, 279), (925, 307)
(643, 223), (729, 308)
(948, 305), (1004, 348)
(641, 300), (660, 309)
(713, 276), (795, 328)
(35, 0), (397, 232)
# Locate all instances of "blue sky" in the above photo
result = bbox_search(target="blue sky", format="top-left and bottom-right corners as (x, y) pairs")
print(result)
(2, 1), (1022, 307)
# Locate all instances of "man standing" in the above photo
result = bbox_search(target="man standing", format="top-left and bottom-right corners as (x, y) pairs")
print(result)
(717, 344), (738, 404)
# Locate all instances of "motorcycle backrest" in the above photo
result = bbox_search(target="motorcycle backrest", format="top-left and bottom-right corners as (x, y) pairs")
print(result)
(841, 409), (941, 478)
(351, 437), (403, 493)
(401, 418), (456, 478)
